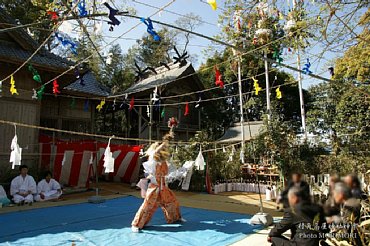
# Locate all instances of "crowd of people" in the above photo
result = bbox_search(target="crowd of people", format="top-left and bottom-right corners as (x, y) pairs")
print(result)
(0, 165), (62, 207)
(268, 173), (368, 246)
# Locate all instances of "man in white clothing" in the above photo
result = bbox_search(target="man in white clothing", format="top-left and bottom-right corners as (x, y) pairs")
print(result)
(10, 165), (37, 205)
(35, 171), (62, 202)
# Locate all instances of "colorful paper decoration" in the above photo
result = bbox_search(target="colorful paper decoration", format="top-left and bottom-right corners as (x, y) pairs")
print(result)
(103, 137), (115, 173)
(207, 0), (217, 10)
(28, 64), (42, 83)
(77, 0), (88, 17)
(47, 11), (59, 21)
(161, 107), (165, 118)
(151, 87), (160, 103)
(37, 85), (45, 100)
(103, 2), (121, 31)
(32, 89), (38, 100)
(55, 32), (77, 55)
(84, 99), (89, 112)
(240, 150), (245, 163)
(276, 86), (282, 99)
(10, 127), (22, 169)
(233, 10), (242, 32)
(215, 66), (224, 89)
(273, 47), (283, 65)
(184, 102), (189, 116)
(129, 96), (135, 111)
(9, 75), (19, 95)
(328, 67), (334, 77)
(53, 79), (60, 95)
(70, 98), (76, 109)
(96, 99), (106, 112)
(141, 18), (161, 41)
(302, 58), (313, 74)
(252, 77), (262, 95)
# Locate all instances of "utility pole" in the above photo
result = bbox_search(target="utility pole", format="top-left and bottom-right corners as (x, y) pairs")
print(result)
(264, 51), (271, 121)
(237, 56), (245, 163)
(293, 0), (307, 139)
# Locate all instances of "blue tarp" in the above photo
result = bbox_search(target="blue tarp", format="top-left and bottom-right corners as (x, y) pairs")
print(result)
(0, 196), (261, 246)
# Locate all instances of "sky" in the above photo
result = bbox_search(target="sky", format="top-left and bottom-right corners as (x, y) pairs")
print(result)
(62, 0), (365, 89)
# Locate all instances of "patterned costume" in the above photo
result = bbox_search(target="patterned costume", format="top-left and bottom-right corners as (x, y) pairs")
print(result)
(132, 131), (182, 231)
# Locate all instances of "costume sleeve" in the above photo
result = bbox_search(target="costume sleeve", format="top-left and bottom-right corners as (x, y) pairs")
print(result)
(10, 177), (19, 196)
(29, 176), (37, 194)
(268, 209), (294, 237)
(52, 179), (61, 190)
(37, 181), (43, 194)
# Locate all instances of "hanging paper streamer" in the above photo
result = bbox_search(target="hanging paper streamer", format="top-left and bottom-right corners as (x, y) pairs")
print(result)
(194, 148), (205, 171)
(53, 79), (60, 95)
(120, 94), (128, 109)
(302, 58), (313, 74)
(103, 137), (115, 173)
(84, 99), (89, 112)
(70, 98), (76, 109)
(328, 67), (334, 77)
(146, 105), (150, 118)
(28, 64), (42, 83)
(215, 66), (224, 89)
(228, 146), (235, 162)
(222, 146), (226, 153)
(74, 68), (85, 86)
(151, 87), (160, 103)
(103, 2), (121, 31)
(10, 126), (22, 169)
(184, 102), (189, 116)
(207, 0), (217, 10)
(276, 86), (282, 99)
(129, 96), (135, 111)
(161, 107), (165, 118)
(140, 18), (161, 41)
(112, 98), (116, 111)
(55, 32), (77, 55)
(252, 77), (262, 95)
(96, 99), (106, 112)
(273, 47), (283, 65)
(195, 96), (201, 108)
(240, 150), (245, 164)
(32, 89), (38, 100)
(9, 75), (19, 95)
(77, 0), (88, 17)
(37, 85), (45, 100)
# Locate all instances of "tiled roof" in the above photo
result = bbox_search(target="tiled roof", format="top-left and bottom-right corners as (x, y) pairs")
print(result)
(64, 71), (110, 97)
(124, 62), (195, 94)
(0, 41), (73, 69)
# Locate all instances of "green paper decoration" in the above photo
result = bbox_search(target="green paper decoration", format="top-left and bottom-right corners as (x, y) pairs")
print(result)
(70, 98), (76, 109)
(273, 47), (283, 65)
(37, 85), (45, 100)
(161, 107), (165, 118)
(28, 64), (42, 83)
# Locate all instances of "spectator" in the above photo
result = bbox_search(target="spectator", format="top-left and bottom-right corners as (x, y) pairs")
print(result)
(10, 165), (36, 205)
(0, 185), (11, 207)
(344, 174), (366, 200)
(323, 174), (341, 216)
(34, 171), (62, 202)
(268, 186), (327, 246)
(279, 172), (310, 208)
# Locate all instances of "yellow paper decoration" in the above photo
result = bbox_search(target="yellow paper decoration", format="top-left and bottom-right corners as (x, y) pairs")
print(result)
(96, 99), (106, 112)
(252, 77), (261, 95)
(276, 86), (282, 99)
(207, 0), (217, 10)
(10, 75), (19, 95)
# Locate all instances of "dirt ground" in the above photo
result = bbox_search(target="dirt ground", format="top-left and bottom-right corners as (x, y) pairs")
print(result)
(0, 182), (282, 217)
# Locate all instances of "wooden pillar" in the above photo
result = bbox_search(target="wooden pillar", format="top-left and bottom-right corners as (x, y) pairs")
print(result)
(138, 106), (142, 142)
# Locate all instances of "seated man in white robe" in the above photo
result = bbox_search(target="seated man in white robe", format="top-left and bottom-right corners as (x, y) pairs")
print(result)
(10, 165), (37, 205)
(35, 171), (62, 202)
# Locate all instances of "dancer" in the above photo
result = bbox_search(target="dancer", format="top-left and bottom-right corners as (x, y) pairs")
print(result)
(132, 122), (184, 232)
